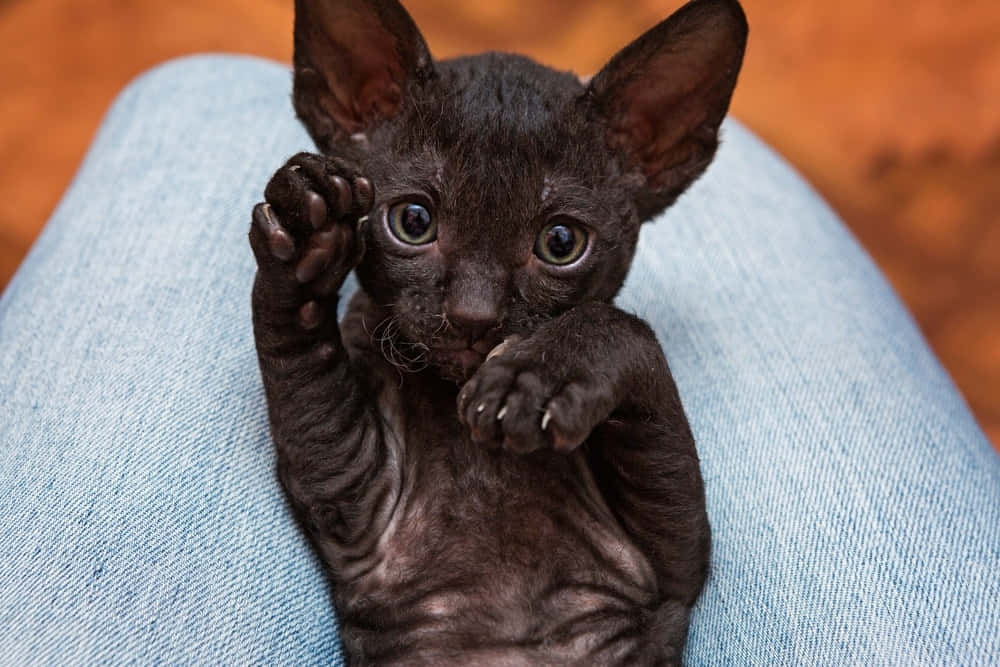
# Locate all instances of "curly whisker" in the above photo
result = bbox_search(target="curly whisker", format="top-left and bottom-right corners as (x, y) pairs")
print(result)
(370, 315), (429, 373)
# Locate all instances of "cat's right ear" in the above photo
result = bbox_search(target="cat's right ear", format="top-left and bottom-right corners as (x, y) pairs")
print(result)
(293, 0), (435, 152)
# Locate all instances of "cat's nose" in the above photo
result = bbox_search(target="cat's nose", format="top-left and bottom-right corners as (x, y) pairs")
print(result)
(447, 302), (500, 342)
(445, 266), (505, 342)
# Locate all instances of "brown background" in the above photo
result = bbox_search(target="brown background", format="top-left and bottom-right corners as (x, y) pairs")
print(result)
(1, 0), (997, 447)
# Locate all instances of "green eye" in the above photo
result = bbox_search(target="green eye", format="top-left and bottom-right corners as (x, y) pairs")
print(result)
(388, 202), (436, 245)
(534, 220), (587, 265)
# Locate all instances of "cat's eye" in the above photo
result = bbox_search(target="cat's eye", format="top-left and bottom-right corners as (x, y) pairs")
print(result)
(534, 220), (588, 266)
(388, 202), (436, 245)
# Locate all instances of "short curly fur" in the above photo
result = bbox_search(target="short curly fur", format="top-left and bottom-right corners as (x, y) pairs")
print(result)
(250, 1), (747, 664)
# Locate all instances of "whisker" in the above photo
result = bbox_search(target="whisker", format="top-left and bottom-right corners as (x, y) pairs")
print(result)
(369, 314), (430, 374)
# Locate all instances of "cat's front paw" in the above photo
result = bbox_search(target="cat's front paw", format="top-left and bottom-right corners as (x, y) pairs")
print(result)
(249, 152), (373, 329)
(457, 337), (617, 454)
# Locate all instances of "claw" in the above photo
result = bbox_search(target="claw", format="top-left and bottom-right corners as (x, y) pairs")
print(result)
(497, 406), (507, 420)
(486, 339), (510, 361)
(541, 409), (552, 431)
(253, 203), (295, 261)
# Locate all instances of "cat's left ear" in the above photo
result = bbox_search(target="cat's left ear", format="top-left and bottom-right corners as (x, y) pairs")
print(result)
(293, 0), (436, 152)
(586, 0), (748, 220)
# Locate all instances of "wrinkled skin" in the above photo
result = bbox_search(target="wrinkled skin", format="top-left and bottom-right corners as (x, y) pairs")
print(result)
(249, 0), (747, 664)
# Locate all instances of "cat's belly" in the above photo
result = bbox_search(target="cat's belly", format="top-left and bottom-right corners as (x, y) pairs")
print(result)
(333, 443), (660, 665)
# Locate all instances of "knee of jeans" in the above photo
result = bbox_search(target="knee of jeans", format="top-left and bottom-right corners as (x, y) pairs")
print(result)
(649, 116), (849, 254)
(104, 54), (292, 134)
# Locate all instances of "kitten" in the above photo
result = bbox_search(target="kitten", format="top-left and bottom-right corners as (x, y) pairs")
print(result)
(249, 0), (747, 664)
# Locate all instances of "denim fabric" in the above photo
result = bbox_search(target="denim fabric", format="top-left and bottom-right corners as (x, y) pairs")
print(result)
(0, 55), (997, 665)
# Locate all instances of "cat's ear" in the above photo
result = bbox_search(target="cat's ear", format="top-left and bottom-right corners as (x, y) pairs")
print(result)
(586, 0), (748, 219)
(293, 0), (435, 151)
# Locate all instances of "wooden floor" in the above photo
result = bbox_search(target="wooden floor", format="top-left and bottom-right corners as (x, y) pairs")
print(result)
(1, 0), (997, 447)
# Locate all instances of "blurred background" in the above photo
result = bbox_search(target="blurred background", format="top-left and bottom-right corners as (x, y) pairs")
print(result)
(1, 0), (997, 447)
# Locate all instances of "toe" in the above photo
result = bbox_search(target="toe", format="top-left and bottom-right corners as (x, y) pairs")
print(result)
(295, 246), (332, 284)
(251, 202), (295, 262)
(305, 190), (328, 229)
(499, 372), (548, 453)
(329, 175), (352, 218)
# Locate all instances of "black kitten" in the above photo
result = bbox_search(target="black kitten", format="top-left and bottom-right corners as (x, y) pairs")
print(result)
(249, 0), (746, 664)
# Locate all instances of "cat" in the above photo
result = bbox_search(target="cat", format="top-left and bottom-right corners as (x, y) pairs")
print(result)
(248, 0), (747, 664)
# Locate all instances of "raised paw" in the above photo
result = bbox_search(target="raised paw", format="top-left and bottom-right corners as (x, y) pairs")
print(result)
(457, 337), (617, 454)
(249, 152), (374, 327)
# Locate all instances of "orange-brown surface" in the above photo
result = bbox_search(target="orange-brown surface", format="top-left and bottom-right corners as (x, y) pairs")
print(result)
(1, 0), (997, 446)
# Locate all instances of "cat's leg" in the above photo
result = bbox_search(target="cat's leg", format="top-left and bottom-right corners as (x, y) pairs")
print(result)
(249, 153), (399, 577)
(457, 301), (708, 659)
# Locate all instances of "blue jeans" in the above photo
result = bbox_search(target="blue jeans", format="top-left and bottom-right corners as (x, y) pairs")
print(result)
(1, 55), (997, 665)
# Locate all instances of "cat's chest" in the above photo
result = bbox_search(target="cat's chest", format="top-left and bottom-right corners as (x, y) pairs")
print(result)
(349, 384), (657, 608)
(325, 363), (660, 660)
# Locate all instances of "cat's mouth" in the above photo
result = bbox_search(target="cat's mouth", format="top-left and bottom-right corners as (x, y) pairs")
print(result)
(429, 337), (502, 379)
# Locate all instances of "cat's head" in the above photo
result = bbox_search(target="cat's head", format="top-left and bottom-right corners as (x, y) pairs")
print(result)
(292, 0), (747, 381)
